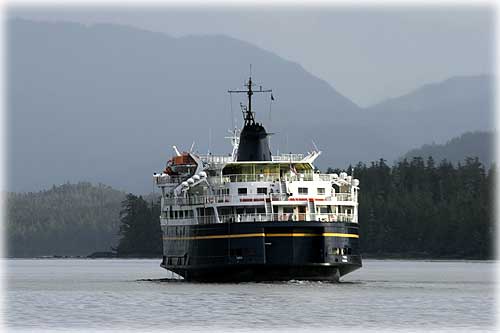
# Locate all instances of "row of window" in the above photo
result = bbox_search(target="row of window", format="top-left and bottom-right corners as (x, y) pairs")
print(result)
(236, 187), (326, 196)
(215, 188), (230, 195)
(237, 187), (268, 195)
(236, 207), (266, 214)
(298, 187), (325, 195)
(215, 187), (329, 196)
(316, 207), (352, 214)
(167, 206), (353, 220)
(169, 210), (194, 219)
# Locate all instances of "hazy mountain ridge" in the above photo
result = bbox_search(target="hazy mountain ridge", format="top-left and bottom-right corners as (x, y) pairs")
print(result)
(8, 18), (493, 193)
(360, 74), (494, 157)
(368, 75), (492, 113)
(402, 131), (494, 167)
(8, 18), (360, 193)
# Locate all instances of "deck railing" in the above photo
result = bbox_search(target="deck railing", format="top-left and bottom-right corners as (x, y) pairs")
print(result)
(163, 192), (355, 207)
(165, 213), (355, 224)
(333, 193), (354, 202)
(216, 173), (315, 183)
(271, 153), (305, 161)
(154, 175), (181, 185)
(199, 155), (234, 164)
(193, 153), (307, 163)
(224, 174), (280, 183)
(156, 172), (342, 186)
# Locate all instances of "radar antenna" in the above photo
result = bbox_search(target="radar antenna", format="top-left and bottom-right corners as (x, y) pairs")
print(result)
(228, 72), (272, 126)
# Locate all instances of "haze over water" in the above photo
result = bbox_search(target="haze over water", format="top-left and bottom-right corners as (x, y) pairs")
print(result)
(5, 259), (496, 332)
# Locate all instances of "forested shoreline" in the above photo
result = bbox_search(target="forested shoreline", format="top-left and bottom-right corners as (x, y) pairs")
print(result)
(5, 156), (495, 260)
(6, 182), (125, 257)
(352, 156), (494, 259)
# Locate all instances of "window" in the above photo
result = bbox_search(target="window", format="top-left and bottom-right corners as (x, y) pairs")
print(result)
(238, 188), (247, 196)
(245, 207), (256, 214)
(319, 206), (329, 214)
(218, 188), (229, 195)
(298, 187), (308, 195)
(257, 187), (267, 194)
(317, 188), (325, 195)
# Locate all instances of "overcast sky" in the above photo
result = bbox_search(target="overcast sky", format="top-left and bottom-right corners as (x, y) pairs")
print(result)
(9, 5), (494, 106)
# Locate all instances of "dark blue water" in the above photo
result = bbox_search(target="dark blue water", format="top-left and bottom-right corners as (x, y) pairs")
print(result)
(4, 259), (497, 332)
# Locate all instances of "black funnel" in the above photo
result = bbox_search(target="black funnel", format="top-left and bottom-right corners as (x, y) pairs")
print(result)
(237, 123), (271, 161)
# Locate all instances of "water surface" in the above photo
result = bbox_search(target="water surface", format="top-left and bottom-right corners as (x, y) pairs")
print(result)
(5, 259), (497, 332)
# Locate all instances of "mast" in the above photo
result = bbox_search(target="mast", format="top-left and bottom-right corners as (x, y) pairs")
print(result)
(228, 75), (272, 126)
(246, 76), (254, 125)
(228, 71), (274, 162)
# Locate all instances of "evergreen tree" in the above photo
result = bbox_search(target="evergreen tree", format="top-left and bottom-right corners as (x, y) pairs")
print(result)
(6, 182), (125, 257)
(355, 156), (494, 259)
(115, 194), (162, 257)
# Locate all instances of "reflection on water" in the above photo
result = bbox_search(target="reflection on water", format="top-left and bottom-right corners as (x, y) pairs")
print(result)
(4, 259), (496, 332)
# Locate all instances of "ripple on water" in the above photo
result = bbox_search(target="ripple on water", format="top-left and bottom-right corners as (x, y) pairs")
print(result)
(5, 259), (496, 332)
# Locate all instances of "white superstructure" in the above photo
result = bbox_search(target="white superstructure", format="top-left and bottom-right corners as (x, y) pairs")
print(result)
(153, 148), (359, 228)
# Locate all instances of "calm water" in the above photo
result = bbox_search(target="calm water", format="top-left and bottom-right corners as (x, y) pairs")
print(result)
(4, 259), (497, 332)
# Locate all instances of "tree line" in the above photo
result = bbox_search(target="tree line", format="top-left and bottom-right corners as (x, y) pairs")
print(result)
(6, 182), (125, 257)
(328, 156), (494, 259)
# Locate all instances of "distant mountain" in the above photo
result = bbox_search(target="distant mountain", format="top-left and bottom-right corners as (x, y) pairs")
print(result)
(7, 19), (494, 193)
(6, 182), (125, 257)
(8, 18), (360, 193)
(361, 75), (494, 162)
(402, 131), (494, 167)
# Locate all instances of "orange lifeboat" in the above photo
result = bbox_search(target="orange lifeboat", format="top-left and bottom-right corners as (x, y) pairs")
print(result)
(166, 153), (197, 176)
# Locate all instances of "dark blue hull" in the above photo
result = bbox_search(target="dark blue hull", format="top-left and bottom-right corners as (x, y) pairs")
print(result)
(161, 221), (362, 282)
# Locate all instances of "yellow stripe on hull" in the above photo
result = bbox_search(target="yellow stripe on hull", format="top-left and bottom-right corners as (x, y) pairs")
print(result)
(163, 232), (358, 241)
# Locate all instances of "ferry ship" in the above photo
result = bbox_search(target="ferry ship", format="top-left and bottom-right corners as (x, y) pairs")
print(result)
(153, 75), (361, 282)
